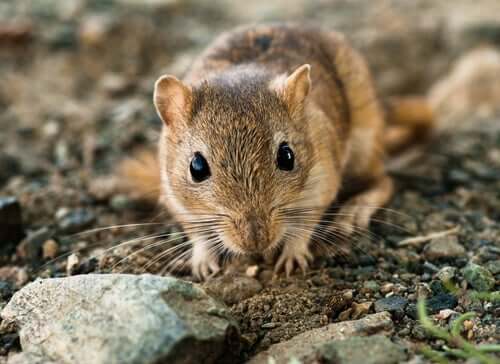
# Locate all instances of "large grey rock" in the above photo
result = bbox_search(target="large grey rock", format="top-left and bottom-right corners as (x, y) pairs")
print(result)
(303, 335), (407, 364)
(1, 274), (240, 364)
(249, 312), (394, 364)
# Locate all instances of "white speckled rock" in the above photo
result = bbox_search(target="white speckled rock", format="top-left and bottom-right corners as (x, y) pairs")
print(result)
(1, 274), (239, 364)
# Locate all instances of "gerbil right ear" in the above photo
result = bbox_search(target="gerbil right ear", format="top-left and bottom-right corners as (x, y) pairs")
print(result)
(154, 75), (192, 127)
(271, 64), (311, 114)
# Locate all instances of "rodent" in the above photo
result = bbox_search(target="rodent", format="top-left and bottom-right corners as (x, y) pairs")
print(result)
(120, 24), (434, 280)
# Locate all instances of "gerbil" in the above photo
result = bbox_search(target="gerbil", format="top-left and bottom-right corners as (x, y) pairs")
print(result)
(121, 24), (433, 280)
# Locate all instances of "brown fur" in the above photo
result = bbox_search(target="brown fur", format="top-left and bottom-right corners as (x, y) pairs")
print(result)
(119, 24), (434, 279)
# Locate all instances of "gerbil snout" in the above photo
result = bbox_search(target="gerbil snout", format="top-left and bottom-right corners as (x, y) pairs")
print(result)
(229, 212), (278, 253)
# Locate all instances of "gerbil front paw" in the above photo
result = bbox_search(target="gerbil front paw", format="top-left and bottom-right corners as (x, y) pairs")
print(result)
(191, 251), (220, 281)
(334, 205), (374, 238)
(274, 242), (313, 277)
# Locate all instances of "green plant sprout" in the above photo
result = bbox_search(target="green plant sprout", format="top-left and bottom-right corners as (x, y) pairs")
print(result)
(417, 299), (500, 364)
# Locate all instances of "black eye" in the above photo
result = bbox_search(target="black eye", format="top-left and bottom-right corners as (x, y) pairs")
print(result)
(277, 142), (294, 171)
(190, 152), (211, 182)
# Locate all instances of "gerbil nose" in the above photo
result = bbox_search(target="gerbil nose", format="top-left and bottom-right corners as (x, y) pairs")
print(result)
(245, 213), (268, 251)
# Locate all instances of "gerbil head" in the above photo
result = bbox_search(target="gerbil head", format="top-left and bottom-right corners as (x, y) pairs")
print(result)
(154, 64), (316, 254)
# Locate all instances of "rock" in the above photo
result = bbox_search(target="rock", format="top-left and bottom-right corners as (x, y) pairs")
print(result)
(16, 227), (52, 261)
(203, 274), (263, 305)
(245, 265), (259, 278)
(0, 280), (14, 311)
(423, 236), (465, 260)
(462, 263), (495, 291)
(363, 280), (380, 293)
(0, 281), (14, 301)
(327, 290), (353, 318)
(304, 335), (407, 364)
(56, 208), (96, 234)
(0, 154), (21, 186)
(0, 267), (29, 288)
(42, 239), (58, 259)
(351, 302), (373, 320)
(436, 266), (458, 284)
(374, 296), (408, 317)
(485, 260), (500, 275)
(426, 294), (458, 313)
(65, 253), (80, 275)
(249, 312), (393, 364)
(406, 293), (458, 319)
(1, 274), (240, 364)
(0, 197), (24, 253)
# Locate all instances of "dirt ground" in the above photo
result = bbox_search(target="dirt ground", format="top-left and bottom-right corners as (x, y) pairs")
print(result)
(0, 0), (499, 362)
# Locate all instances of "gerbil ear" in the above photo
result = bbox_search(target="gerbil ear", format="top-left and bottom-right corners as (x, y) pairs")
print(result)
(154, 75), (192, 127)
(272, 64), (311, 110)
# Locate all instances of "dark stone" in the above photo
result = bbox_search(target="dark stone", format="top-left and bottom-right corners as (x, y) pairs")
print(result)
(406, 293), (458, 319)
(429, 280), (447, 295)
(374, 296), (408, 319)
(57, 208), (96, 234)
(0, 154), (21, 186)
(0, 280), (14, 301)
(0, 197), (25, 254)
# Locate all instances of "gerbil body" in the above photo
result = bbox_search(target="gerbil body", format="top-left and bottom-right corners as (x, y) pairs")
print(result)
(124, 24), (433, 279)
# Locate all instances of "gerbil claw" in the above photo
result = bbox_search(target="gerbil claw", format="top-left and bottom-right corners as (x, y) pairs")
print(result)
(191, 255), (220, 281)
(274, 243), (313, 277)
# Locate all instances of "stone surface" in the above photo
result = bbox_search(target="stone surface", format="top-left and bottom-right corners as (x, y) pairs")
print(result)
(374, 296), (408, 315)
(203, 273), (263, 305)
(1, 274), (240, 364)
(462, 263), (496, 291)
(249, 312), (393, 364)
(423, 236), (465, 260)
(303, 335), (407, 364)
(0, 197), (24, 253)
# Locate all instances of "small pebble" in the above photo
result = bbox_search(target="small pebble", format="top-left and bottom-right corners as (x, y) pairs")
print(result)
(245, 265), (259, 278)
(42, 239), (59, 259)
(363, 280), (380, 293)
(17, 227), (52, 261)
(436, 266), (457, 284)
(0, 266), (28, 288)
(66, 253), (80, 276)
(436, 309), (456, 320)
(57, 208), (96, 234)
(0, 196), (25, 251)
(380, 283), (395, 294)
(351, 301), (372, 319)
(261, 322), (279, 329)
(424, 236), (465, 260)
(485, 260), (500, 275)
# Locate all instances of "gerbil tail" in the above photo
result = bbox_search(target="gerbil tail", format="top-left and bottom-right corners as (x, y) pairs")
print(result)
(383, 96), (435, 155)
(117, 150), (161, 203)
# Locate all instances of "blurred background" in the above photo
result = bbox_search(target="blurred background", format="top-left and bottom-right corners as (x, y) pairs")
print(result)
(2, 0), (500, 187)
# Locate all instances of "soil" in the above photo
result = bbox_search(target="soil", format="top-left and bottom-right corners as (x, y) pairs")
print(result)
(0, 0), (499, 363)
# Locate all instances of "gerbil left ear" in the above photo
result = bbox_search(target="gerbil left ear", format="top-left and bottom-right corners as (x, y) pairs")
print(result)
(272, 64), (311, 111)
(153, 75), (192, 127)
